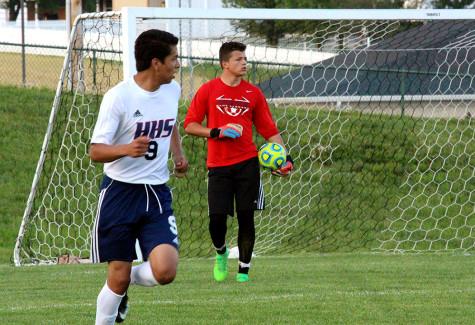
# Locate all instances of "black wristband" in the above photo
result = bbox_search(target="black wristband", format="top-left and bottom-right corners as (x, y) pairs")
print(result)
(286, 154), (293, 164)
(210, 128), (220, 138)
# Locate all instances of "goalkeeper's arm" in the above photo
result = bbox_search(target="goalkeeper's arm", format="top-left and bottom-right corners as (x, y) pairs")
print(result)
(185, 122), (243, 139)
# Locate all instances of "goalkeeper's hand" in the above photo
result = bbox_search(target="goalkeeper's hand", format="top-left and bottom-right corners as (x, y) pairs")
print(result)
(210, 123), (243, 139)
(272, 155), (294, 177)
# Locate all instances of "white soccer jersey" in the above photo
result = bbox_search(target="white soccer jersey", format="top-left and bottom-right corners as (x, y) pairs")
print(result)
(91, 78), (181, 184)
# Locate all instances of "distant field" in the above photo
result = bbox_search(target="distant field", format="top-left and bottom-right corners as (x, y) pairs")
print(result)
(0, 51), (287, 93)
(1, 254), (475, 324)
(0, 86), (54, 264)
(0, 52), (64, 88)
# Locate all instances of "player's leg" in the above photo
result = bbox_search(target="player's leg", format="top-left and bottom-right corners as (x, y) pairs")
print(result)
(130, 261), (158, 287)
(95, 261), (132, 325)
(130, 246), (178, 287)
(208, 166), (234, 281)
(135, 183), (179, 285)
(236, 209), (255, 282)
(148, 244), (179, 284)
(94, 234), (135, 325)
(234, 157), (262, 282)
(210, 214), (230, 282)
(91, 176), (140, 325)
(95, 246), (135, 325)
(209, 213), (227, 253)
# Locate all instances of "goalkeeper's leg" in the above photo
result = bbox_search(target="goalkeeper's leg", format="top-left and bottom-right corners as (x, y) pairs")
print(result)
(209, 213), (229, 281)
(209, 213), (228, 252)
(236, 210), (255, 282)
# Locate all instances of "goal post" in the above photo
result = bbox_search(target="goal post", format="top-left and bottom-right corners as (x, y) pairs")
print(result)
(14, 8), (475, 266)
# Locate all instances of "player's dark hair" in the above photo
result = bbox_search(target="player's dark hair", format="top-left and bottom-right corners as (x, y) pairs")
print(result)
(219, 41), (246, 68)
(135, 29), (179, 72)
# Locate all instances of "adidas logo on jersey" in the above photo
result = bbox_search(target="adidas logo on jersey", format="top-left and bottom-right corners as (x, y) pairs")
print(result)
(133, 110), (143, 118)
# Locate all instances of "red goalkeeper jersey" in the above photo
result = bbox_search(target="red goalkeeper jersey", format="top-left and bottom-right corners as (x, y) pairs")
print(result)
(184, 78), (279, 167)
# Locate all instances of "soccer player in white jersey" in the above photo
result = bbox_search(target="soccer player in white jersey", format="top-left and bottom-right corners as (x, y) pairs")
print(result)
(89, 29), (188, 324)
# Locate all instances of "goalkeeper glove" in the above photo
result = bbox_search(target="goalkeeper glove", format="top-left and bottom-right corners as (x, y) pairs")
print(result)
(272, 155), (294, 177)
(210, 123), (243, 139)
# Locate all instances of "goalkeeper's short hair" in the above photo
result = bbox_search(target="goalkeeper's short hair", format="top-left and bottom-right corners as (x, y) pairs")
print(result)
(219, 41), (247, 67)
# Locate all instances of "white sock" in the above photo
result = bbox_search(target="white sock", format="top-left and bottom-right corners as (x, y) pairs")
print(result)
(95, 283), (124, 325)
(130, 261), (158, 287)
(239, 261), (251, 268)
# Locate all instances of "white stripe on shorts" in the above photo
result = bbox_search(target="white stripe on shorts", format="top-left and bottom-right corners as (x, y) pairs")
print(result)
(91, 180), (114, 263)
(147, 185), (163, 214)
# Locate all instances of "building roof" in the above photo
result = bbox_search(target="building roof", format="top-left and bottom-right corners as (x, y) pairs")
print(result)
(258, 20), (475, 99)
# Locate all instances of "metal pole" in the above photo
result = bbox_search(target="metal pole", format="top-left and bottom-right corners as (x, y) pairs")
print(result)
(179, 0), (183, 90)
(20, 0), (26, 86)
(34, 0), (39, 28)
(66, 0), (71, 40)
(188, 0), (193, 97)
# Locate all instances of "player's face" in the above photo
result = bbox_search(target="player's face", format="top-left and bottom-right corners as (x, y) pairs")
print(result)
(223, 51), (247, 77)
(155, 45), (180, 84)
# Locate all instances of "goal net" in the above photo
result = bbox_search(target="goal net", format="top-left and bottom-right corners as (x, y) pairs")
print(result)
(14, 8), (475, 265)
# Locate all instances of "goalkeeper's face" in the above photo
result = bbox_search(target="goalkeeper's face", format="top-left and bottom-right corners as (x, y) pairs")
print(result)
(223, 51), (247, 77)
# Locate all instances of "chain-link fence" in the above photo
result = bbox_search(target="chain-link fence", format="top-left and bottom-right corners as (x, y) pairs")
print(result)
(0, 42), (68, 89)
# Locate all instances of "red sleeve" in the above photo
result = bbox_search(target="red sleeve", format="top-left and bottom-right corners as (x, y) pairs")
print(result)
(253, 89), (279, 140)
(183, 83), (209, 129)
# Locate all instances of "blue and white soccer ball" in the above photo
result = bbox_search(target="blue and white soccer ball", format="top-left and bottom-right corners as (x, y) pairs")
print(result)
(258, 143), (286, 170)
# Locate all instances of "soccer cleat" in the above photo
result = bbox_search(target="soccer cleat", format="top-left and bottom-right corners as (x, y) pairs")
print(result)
(236, 273), (249, 283)
(115, 293), (129, 323)
(213, 249), (229, 282)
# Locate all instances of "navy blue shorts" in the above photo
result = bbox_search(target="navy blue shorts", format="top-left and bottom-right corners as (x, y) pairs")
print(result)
(91, 175), (179, 263)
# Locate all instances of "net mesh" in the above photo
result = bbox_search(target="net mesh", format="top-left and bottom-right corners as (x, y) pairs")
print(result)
(14, 11), (475, 265)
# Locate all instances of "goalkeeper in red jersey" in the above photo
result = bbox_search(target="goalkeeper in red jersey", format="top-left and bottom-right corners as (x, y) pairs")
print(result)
(183, 41), (293, 282)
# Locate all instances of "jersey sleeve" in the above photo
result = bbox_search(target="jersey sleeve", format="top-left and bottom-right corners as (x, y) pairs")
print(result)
(253, 89), (280, 140)
(183, 83), (209, 129)
(90, 89), (123, 145)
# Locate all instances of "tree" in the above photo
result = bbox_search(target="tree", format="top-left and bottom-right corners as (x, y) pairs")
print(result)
(2, 0), (20, 21)
(405, 0), (475, 8)
(223, 0), (404, 46)
(433, 0), (475, 8)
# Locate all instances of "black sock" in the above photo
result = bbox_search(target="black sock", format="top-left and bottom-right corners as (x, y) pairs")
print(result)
(216, 246), (227, 255)
(237, 210), (255, 266)
(238, 266), (249, 274)
(209, 213), (227, 252)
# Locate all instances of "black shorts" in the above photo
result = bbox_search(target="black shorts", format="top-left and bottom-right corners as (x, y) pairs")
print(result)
(208, 157), (264, 216)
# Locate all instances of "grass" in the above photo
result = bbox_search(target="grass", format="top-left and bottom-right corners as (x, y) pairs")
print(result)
(1, 83), (474, 265)
(0, 56), (474, 323)
(0, 85), (54, 263)
(1, 254), (475, 324)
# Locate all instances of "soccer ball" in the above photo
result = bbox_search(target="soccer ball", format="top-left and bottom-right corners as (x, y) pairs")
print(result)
(258, 143), (286, 170)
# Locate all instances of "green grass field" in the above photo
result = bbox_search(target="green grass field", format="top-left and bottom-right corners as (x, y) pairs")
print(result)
(1, 254), (475, 324)
(1, 84), (475, 323)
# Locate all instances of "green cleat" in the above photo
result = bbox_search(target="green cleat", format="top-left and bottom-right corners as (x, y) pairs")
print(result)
(213, 249), (229, 282)
(236, 273), (249, 283)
